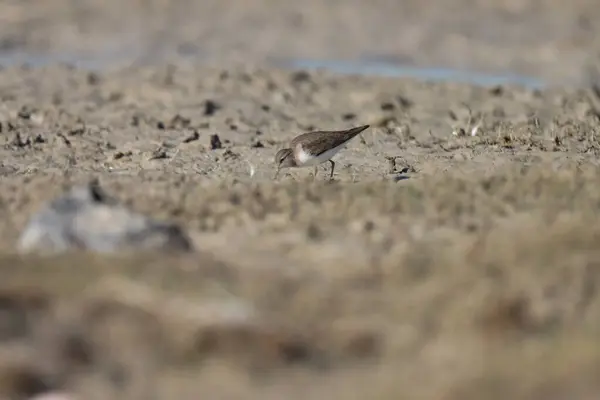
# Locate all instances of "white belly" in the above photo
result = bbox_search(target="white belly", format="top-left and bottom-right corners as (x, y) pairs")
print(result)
(296, 143), (346, 167)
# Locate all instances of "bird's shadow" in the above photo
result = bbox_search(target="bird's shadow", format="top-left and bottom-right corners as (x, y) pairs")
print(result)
(393, 174), (411, 182)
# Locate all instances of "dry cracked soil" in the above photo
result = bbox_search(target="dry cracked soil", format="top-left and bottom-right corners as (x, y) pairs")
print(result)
(1, 0), (600, 399)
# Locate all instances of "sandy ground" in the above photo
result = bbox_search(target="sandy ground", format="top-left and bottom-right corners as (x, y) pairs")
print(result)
(1, 0), (600, 399)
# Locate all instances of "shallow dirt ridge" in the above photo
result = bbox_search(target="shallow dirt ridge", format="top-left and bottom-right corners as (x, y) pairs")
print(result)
(0, 62), (599, 399)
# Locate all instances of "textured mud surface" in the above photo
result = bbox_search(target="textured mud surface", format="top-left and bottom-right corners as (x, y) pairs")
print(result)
(0, 62), (599, 400)
(1, 0), (600, 399)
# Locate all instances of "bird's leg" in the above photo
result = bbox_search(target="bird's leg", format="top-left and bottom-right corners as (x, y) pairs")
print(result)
(274, 167), (280, 180)
(328, 160), (335, 180)
(313, 166), (318, 181)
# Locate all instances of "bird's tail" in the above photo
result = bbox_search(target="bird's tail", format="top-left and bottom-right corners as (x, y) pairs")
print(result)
(345, 124), (370, 136)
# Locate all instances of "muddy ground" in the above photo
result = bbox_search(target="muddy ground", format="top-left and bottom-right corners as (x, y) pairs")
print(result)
(1, 0), (600, 399)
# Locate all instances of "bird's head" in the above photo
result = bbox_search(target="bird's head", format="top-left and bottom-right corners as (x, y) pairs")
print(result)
(273, 148), (296, 178)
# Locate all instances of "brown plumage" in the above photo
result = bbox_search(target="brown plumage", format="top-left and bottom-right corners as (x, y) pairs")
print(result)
(274, 124), (370, 180)
(290, 124), (370, 157)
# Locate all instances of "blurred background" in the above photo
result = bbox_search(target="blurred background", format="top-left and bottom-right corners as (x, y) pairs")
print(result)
(0, 0), (598, 85)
